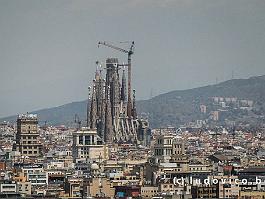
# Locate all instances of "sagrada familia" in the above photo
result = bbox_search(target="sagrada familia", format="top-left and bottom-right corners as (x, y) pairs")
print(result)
(87, 58), (150, 145)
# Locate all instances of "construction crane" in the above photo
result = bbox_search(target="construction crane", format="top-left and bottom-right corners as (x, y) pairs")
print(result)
(98, 41), (134, 118)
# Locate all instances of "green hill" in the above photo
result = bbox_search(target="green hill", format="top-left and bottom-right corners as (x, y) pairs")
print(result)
(1, 75), (265, 128)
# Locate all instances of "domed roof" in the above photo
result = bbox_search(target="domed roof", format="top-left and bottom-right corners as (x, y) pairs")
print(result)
(91, 163), (99, 170)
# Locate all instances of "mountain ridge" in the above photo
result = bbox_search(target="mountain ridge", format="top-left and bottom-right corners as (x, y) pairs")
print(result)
(1, 75), (265, 128)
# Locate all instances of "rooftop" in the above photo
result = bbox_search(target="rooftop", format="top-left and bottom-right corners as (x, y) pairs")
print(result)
(18, 113), (37, 120)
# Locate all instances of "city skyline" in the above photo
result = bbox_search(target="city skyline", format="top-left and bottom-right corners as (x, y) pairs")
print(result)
(1, 1), (265, 198)
(1, 0), (265, 117)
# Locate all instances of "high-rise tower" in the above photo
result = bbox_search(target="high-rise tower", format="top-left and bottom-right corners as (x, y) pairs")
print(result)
(13, 113), (42, 158)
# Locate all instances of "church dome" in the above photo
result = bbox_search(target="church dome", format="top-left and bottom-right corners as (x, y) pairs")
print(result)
(91, 163), (99, 170)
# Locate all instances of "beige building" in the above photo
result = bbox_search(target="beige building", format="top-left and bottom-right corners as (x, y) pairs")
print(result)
(67, 178), (83, 198)
(189, 164), (213, 173)
(154, 134), (175, 163)
(141, 186), (159, 198)
(17, 181), (31, 196)
(86, 177), (115, 198)
(200, 105), (207, 114)
(72, 128), (108, 162)
(13, 173), (31, 196)
(240, 190), (265, 199)
(13, 114), (42, 158)
(170, 138), (189, 172)
(214, 175), (240, 198)
(211, 111), (219, 121)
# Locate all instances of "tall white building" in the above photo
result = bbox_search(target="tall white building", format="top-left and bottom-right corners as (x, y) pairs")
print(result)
(154, 134), (175, 163)
(72, 128), (108, 162)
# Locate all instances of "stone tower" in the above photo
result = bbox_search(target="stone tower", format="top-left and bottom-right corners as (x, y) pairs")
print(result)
(13, 113), (42, 158)
(88, 58), (150, 145)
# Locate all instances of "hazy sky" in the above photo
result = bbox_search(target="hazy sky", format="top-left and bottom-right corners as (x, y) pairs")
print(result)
(1, 0), (265, 117)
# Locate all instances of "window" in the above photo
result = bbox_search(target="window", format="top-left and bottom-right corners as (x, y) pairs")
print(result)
(2, 185), (15, 189)
(85, 136), (91, 145)
(92, 135), (94, 144)
(79, 136), (83, 145)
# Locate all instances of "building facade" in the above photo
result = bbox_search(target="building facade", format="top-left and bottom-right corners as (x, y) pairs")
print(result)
(13, 114), (42, 158)
(72, 128), (108, 162)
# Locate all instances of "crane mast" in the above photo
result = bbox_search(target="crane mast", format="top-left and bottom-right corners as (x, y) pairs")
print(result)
(98, 41), (134, 118)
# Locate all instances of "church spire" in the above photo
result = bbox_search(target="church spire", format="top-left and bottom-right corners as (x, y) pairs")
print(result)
(104, 86), (113, 143)
(90, 83), (97, 129)
(86, 86), (91, 127)
(132, 89), (137, 120)
(121, 67), (127, 102)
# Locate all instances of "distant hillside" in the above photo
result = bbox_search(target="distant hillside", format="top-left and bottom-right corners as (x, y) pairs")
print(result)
(137, 75), (265, 127)
(1, 75), (265, 128)
(0, 101), (88, 127)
